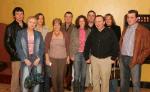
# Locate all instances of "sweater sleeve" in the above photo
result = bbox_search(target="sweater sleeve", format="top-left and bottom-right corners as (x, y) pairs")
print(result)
(69, 28), (76, 57)
(38, 32), (44, 63)
(15, 31), (27, 62)
(64, 31), (70, 56)
(111, 31), (119, 61)
(45, 32), (51, 53)
(84, 32), (92, 61)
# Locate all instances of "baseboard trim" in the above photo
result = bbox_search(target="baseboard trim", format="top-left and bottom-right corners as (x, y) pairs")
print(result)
(141, 81), (150, 88)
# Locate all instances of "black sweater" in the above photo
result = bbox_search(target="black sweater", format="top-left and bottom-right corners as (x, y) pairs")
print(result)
(106, 25), (121, 41)
(84, 27), (119, 61)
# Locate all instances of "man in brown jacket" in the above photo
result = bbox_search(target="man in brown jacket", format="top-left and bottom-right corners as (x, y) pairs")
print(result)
(120, 10), (150, 92)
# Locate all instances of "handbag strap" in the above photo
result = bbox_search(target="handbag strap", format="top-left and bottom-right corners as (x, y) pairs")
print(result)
(112, 58), (120, 78)
(28, 65), (38, 76)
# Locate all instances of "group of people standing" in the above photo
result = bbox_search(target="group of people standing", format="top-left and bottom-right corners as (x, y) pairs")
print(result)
(4, 7), (150, 92)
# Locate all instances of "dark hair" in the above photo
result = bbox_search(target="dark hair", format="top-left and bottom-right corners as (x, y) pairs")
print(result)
(35, 13), (45, 25)
(96, 15), (105, 21)
(52, 18), (62, 26)
(64, 11), (73, 17)
(13, 7), (24, 16)
(128, 10), (138, 18)
(75, 15), (88, 30)
(123, 14), (128, 28)
(105, 13), (116, 26)
(87, 10), (96, 16)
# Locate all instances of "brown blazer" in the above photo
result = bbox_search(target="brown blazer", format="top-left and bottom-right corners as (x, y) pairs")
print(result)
(70, 27), (91, 57)
(61, 23), (75, 36)
(120, 24), (150, 66)
(45, 31), (70, 56)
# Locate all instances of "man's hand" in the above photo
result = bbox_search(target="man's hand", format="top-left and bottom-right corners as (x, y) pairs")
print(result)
(129, 63), (135, 68)
(24, 59), (31, 66)
(86, 59), (91, 64)
(111, 60), (115, 64)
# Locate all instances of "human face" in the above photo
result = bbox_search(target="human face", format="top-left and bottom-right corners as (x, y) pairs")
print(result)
(37, 15), (44, 26)
(14, 11), (24, 22)
(53, 22), (61, 31)
(95, 17), (105, 30)
(127, 13), (138, 26)
(87, 12), (96, 23)
(79, 18), (85, 29)
(105, 16), (112, 26)
(64, 14), (73, 24)
(27, 18), (37, 30)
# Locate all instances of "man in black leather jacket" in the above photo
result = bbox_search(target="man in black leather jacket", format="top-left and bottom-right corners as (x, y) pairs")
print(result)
(5, 7), (27, 92)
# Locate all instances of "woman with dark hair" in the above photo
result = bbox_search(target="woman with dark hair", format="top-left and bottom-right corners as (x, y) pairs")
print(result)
(105, 13), (121, 41)
(70, 15), (91, 92)
(105, 14), (121, 92)
(45, 18), (70, 92)
(35, 13), (50, 39)
(34, 13), (50, 92)
(34, 13), (51, 92)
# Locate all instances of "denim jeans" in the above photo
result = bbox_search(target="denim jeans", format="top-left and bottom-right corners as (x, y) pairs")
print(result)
(21, 64), (42, 92)
(73, 52), (87, 92)
(120, 55), (141, 92)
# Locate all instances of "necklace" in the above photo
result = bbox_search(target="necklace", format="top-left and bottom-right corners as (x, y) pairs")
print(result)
(54, 31), (60, 37)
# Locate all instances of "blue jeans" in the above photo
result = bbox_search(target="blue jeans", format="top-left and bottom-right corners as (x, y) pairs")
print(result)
(73, 52), (87, 92)
(109, 79), (118, 92)
(120, 55), (141, 92)
(21, 64), (42, 92)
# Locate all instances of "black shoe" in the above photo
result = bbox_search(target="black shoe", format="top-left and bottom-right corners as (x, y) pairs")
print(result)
(66, 86), (71, 91)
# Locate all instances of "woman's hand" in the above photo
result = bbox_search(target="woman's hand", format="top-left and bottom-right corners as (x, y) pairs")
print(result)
(46, 61), (52, 67)
(70, 55), (74, 61)
(33, 57), (40, 66)
(24, 59), (32, 66)
(45, 53), (52, 67)
(66, 56), (70, 64)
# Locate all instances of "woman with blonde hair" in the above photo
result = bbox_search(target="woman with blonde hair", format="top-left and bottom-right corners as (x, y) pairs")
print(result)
(16, 16), (44, 92)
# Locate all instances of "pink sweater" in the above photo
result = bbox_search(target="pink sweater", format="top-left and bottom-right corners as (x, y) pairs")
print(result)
(28, 35), (34, 55)
(78, 28), (86, 52)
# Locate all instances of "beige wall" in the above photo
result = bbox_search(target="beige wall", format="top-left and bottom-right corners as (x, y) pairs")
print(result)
(0, 0), (150, 29)
(0, 0), (150, 82)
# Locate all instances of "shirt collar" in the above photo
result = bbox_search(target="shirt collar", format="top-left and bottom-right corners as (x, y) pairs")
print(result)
(128, 23), (138, 29)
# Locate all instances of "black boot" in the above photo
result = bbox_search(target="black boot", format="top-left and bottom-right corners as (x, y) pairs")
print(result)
(73, 81), (79, 92)
(80, 86), (85, 92)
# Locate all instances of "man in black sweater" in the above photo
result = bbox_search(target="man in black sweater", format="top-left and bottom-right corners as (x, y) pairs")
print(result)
(84, 15), (119, 92)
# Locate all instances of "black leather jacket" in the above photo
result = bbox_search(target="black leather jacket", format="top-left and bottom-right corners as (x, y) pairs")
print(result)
(5, 20), (27, 61)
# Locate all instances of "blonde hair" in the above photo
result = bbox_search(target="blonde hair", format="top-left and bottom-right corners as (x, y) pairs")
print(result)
(26, 16), (37, 25)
